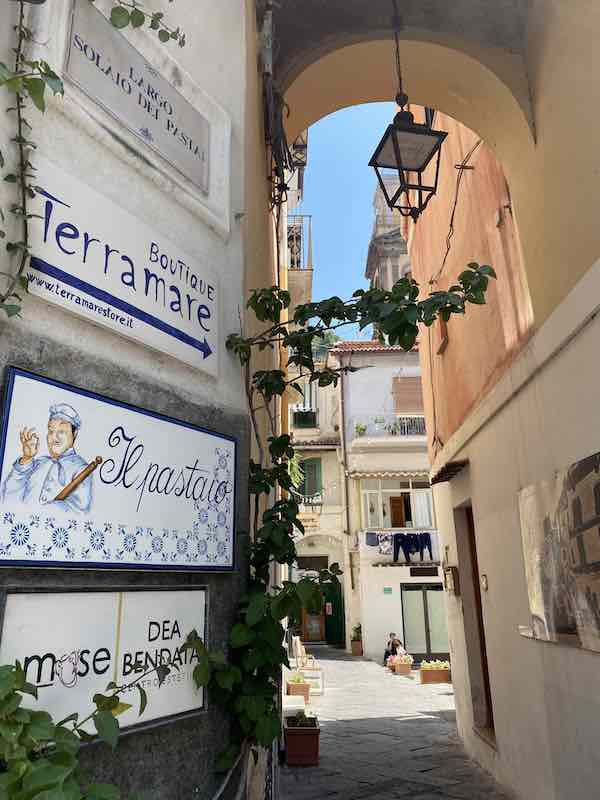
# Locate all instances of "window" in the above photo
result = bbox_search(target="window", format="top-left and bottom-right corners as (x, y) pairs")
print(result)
(292, 380), (318, 428)
(360, 478), (434, 529)
(392, 376), (424, 413)
(296, 555), (328, 572)
(299, 458), (322, 499)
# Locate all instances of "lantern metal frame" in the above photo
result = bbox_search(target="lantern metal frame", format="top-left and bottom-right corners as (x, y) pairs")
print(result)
(369, 0), (448, 222)
(369, 107), (447, 222)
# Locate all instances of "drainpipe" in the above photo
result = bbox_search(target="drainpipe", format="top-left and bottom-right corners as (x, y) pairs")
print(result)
(338, 356), (354, 592)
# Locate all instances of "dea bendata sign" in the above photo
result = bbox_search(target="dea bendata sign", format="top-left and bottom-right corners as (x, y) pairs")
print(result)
(0, 589), (207, 729)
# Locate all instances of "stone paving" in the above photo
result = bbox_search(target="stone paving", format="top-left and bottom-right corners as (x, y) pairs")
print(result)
(280, 647), (512, 800)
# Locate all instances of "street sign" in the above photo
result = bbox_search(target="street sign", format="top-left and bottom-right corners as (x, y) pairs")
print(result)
(0, 368), (236, 571)
(27, 157), (219, 376)
(65, 0), (210, 195)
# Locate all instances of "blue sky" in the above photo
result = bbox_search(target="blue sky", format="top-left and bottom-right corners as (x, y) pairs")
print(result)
(295, 102), (395, 339)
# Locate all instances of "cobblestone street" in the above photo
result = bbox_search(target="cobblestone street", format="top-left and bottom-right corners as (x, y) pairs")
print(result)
(280, 648), (512, 800)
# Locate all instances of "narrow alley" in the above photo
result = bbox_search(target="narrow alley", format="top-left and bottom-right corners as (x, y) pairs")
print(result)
(281, 649), (512, 800)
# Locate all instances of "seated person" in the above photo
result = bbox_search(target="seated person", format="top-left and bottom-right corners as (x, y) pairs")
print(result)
(383, 631), (398, 665)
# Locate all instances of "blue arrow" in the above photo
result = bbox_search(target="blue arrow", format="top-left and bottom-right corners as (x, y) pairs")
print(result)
(199, 338), (212, 359)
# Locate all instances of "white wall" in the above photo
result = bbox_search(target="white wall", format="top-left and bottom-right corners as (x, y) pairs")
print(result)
(359, 563), (443, 662)
(433, 260), (600, 800)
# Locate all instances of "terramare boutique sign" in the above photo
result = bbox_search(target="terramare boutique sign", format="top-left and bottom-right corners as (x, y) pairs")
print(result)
(66, 0), (210, 195)
(28, 158), (219, 375)
(0, 589), (206, 729)
(0, 369), (236, 570)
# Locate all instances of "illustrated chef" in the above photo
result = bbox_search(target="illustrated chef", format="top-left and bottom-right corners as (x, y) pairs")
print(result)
(0, 403), (93, 514)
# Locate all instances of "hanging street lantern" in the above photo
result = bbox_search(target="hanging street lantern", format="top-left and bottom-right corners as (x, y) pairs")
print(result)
(369, 1), (447, 222)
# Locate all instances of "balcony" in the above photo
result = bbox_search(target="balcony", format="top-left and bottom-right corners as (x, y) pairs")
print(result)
(293, 491), (323, 508)
(361, 529), (441, 566)
(350, 413), (426, 447)
(287, 214), (313, 270)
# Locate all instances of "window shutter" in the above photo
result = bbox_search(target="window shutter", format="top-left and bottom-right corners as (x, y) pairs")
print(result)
(301, 459), (322, 497)
(392, 376), (424, 412)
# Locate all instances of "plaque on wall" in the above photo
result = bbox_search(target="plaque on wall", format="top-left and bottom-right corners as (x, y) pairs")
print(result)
(518, 450), (600, 654)
(28, 158), (219, 376)
(0, 368), (236, 570)
(65, 0), (209, 195)
(0, 589), (207, 729)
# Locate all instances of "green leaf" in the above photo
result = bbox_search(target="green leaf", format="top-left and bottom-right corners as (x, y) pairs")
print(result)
(21, 755), (76, 795)
(93, 694), (119, 712)
(0, 691), (21, 717)
(0, 63), (15, 84)
(0, 303), (21, 319)
(136, 684), (147, 716)
(110, 6), (130, 28)
(85, 784), (120, 800)
(3, 174), (17, 183)
(230, 623), (255, 648)
(129, 8), (145, 27)
(245, 593), (267, 627)
(254, 712), (280, 747)
(93, 710), (119, 750)
(26, 710), (55, 740)
(23, 77), (46, 112)
(53, 725), (81, 755)
(158, 29), (170, 43)
(192, 656), (210, 688)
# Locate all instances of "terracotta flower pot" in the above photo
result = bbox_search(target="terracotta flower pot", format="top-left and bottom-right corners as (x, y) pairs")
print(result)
(287, 682), (310, 703)
(393, 662), (412, 675)
(284, 719), (320, 766)
(351, 640), (363, 656)
(420, 668), (451, 684)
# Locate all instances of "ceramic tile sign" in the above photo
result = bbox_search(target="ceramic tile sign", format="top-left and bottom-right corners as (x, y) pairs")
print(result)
(0, 368), (236, 570)
(26, 157), (219, 376)
(66, 0), (209, 195)
(0, 589), (206, 730)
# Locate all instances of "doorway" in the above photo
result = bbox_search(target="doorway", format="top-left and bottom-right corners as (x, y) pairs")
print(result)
(455, 506), (495, 737)
(401, 583), (449, 662)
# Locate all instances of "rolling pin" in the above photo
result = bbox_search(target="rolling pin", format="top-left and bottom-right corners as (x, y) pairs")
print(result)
(54, 456), (103, 501)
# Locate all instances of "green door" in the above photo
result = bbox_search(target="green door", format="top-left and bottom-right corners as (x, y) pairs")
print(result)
(323, 580), (345, 646)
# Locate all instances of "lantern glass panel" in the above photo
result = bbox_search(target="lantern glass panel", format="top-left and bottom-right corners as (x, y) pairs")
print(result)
(375, 126), (444, 172)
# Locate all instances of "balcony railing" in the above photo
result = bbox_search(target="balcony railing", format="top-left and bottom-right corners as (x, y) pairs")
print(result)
(292, 409), (318, 428)
(351, 413), (426, 441)
(294, 492), (323, 508)
(287, 214), (313, 270)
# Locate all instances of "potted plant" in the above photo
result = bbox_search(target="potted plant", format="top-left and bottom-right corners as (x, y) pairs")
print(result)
(388, 653), (414, 675)
(355, 422), (367, 437)
(385, 420), (399, 436)
(284, 711), (320, 766)
(419, 659), (451, 684)
(350, 623), (363, 656)
(287, 672), (311, 703)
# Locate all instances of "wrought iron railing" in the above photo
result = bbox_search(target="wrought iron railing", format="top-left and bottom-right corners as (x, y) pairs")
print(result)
(351, 413), (426, 440)
(287, 214), (313, 270)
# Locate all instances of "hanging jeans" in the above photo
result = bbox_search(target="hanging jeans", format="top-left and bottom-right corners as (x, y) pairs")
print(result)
(393, 533), (412, 563)
(419, 531), (433, 561)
